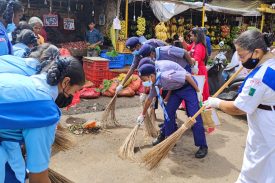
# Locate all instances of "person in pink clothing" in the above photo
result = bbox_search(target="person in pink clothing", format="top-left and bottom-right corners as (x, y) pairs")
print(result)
(180, 27), (210, 101)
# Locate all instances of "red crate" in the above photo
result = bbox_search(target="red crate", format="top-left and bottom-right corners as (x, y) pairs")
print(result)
(83, 57), (109, 87)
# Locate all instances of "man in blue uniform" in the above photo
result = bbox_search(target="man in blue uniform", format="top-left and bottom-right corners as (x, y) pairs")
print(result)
(137, 59), (208, 158)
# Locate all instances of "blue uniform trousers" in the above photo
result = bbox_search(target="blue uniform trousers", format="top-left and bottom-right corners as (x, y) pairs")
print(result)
(161, 84), (207, 147)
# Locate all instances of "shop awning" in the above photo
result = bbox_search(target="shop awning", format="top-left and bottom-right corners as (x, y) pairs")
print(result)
(148, 0), (262, 22)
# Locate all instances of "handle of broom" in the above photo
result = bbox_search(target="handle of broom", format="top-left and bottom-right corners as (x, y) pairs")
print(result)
(106, 92), (119, 109)
(187, 66), (244, 124)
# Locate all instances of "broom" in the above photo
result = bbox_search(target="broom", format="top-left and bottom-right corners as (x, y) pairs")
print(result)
(118, 123), (140, 160)
(48, 168), (74, 183)
(142, 67), (244, 170)
(52, 126), (76, 155)
(49, 126), (75, 183)
(101, 93), (120, 128)
(118, 100), (158, 160)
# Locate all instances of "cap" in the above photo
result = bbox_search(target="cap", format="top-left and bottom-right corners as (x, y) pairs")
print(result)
(126, 37), (140, 50)
(138, 57), (154, 69)
(138, 64), (156, 76)
(139, 44), (155, 58)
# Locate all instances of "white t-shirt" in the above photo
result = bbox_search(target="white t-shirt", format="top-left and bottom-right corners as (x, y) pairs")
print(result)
(234, 55), (275, 183)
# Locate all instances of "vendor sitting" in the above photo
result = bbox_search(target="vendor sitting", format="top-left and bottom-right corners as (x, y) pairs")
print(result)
(85, 20), (103, 57)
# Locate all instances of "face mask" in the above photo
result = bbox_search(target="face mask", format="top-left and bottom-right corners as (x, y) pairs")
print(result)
(132, 50), (139, 56)
(143, 80), (153, 87)
(242, 52), (260, 69)
(55, 92), (73, 108)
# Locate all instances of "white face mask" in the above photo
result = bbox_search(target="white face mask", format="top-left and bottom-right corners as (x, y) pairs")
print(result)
(142, 80), (152, 87)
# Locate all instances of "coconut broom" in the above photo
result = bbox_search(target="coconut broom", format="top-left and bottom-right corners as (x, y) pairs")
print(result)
(48, 168), (74, 183)
(118, 100), (158, 160)
(142, 67), (244, 170)
(49, 126), (75, 183)
(101, 93), (120, 128)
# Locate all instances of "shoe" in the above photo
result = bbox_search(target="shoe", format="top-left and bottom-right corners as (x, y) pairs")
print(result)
(195, 146), (208, 159)
(152, 133), (165, 146)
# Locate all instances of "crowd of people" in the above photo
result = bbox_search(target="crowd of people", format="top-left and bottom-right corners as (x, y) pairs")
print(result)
(0, 0), (274, 182)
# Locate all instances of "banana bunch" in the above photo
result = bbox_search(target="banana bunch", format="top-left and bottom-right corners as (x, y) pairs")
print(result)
(155, 22), (167, 41)
(171, 24), (177, 33)
(119, 20), (126, 39)
(136, 16), (146, 36)
(117, 73), (132, 87)
(177, 26), (184, 35)
(178, 17), (184, 25)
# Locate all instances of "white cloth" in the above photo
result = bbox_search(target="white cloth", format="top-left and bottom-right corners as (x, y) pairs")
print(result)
(234, 57), (275, 183)
(113, 17), (121, 30)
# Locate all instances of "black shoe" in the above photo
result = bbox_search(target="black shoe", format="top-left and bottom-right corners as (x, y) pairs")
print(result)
(152, 133), (165, 146)
(158, 123), (164, 128)
(195, 146), (208, 159)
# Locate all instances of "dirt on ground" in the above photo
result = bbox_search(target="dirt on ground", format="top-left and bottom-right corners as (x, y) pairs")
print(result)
(51, 96), (248, 183)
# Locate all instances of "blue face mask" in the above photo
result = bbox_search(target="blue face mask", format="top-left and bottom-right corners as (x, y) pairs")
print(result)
(132, 50), (139, 56)
(143, 80), (152, 87)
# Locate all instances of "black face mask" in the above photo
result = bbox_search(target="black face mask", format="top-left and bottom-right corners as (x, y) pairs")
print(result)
(55, 92), (73, 108)
(242, 52), (260, 69)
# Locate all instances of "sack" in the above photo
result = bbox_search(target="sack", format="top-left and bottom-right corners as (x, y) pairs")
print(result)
(201, 108), (221, 133)
(102, 90), (114, 97)
(118, 87), (135, 97)
(159, 70), (187, 90)
(80, 88), (100, 99)
(128, 75), (142, 92)
(66, 91), (81, 110)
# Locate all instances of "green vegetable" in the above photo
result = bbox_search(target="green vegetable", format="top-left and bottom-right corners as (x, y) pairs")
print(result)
(106, 50), (118, 57)
(97, 80), (113, 93)
(94, 45), (101, 53)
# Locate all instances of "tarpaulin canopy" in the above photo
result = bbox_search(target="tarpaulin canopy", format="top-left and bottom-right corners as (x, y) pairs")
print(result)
(148, 0), (262, 22)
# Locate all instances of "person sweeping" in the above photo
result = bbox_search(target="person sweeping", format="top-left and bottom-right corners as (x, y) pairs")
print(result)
(0, 57), (85, 182)
(137, 58), (208, 158)
(205, 30), (275, 183)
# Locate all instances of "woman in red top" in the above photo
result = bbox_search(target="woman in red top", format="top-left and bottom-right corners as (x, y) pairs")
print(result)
(181, 27), (210, 101)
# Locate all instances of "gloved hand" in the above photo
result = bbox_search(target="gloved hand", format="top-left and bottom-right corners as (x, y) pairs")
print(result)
(139, 93), (147, 103)
(191, 61), (199, 75)
(196, 91), (203, 102)
(137, 114), (145, 124)
(204, 97), (222, 108)
(116, 84), (123, 94)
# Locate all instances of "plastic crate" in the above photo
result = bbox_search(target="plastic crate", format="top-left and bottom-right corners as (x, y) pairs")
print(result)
(83, 57), (109, 87)
(100, 53), (125, 69)
(124, 54), (134, 65)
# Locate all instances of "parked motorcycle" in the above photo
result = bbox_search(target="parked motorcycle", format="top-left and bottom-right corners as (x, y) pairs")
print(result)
(207, 42), (247, 101)
(207, 41), (227, 95)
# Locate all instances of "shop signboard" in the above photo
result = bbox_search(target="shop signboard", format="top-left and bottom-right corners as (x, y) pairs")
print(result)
(64, 18), (75, 30)
(43, 14), (58, 27)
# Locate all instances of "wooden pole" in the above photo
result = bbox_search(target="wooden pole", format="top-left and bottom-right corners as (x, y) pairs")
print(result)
(202, 0), (206, 27)
(260, 14), (265, 33)
(125, 0), (129, 38)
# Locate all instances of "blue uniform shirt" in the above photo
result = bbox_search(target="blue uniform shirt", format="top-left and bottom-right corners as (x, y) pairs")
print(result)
(0, 22), (13, 55)
(0, 55), (40, 76)
(85, 28), (104, 44)
(0, 73), (59, 176)
(13, 43), (30, 58)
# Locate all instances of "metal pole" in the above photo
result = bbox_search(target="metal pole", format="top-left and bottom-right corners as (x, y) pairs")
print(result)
(260, 14), (265, 33)
(202, 0), (206, 27)
(125, 0), (129, 38)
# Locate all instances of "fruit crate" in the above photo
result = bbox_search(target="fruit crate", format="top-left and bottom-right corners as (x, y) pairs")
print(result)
(100, 53), (125, 69)
(83, 57), (109, 87)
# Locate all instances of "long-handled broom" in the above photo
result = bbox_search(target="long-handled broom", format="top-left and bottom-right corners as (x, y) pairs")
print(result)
(142, 67), (244, 170)
(101, 93), (120, 128)
(118, 101), (158, 160)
